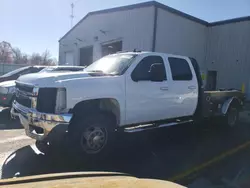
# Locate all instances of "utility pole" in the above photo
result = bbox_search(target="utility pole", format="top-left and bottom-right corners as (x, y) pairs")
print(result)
(70, 3), (74, 28)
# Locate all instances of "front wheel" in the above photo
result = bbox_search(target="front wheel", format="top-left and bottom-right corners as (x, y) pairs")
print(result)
(68, 112), (116, 159)
(35, 140), (50, 153)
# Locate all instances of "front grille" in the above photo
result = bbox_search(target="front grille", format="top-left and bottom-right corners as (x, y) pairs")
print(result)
(15, 83), (58, 113)
(37, 88), (57, 113)
(16, 95), (31, 107)
(16, 82), (34, 93)
(15, 83), (33, 108)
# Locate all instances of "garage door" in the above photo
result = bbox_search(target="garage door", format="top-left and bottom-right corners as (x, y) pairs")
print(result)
(80, 46), (93, 66)
(65, 52), (74, 65)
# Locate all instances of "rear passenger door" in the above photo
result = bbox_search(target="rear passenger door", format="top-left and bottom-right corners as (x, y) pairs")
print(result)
(168, 56), (198, 117)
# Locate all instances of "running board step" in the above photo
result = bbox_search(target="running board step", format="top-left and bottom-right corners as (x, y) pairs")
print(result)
(124, 119), (193, 133)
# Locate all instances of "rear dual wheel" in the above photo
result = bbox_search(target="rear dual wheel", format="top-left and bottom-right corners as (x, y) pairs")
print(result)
(225, 106), (239, 128)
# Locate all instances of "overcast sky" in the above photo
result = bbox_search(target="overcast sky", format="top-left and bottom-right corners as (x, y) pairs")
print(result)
(1, 0), (250, 59)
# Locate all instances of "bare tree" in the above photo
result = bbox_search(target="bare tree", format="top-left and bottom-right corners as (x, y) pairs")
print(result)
(30, 53), (43, 65)
(0, 41), (57, 65)
(41, 50), (52, 65)
(0, 41), (12, 63)
(50, 58), (57, 65)
(30, 50), (57, 65)
(12, 47), (28, 64)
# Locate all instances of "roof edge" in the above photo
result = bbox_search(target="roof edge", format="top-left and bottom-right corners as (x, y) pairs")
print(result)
(209, 16), (250, 26)
(154, 1), (209, 26)
(59, 1), (155, 42)
(59, 1), (250, 42)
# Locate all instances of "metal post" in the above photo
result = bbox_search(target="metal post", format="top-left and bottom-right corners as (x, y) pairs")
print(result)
(70, 3), (74, 28)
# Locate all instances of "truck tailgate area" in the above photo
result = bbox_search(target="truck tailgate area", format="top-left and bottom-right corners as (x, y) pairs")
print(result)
(202, 90), (244, 117)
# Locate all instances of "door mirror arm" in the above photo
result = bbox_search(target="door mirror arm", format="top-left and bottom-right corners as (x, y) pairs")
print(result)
(149, 63), (165, 82)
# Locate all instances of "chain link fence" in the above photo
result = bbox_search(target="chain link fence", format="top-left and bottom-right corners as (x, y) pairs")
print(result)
(0, 63), (26, 76)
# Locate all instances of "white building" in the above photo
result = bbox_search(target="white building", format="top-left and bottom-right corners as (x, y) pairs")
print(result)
(59, 1), (250, 97)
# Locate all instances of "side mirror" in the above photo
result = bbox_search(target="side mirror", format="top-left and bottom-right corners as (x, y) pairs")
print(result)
(149, 63), (166, 82)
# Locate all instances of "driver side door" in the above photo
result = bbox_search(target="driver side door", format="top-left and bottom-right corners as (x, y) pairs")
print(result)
(125, 55), (174, 125)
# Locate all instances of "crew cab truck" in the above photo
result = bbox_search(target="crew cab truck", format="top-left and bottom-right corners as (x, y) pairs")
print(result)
(11, 52), (244, 157)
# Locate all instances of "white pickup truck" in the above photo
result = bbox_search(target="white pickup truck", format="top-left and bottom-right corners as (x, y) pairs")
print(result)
(11, 52), (244, 157)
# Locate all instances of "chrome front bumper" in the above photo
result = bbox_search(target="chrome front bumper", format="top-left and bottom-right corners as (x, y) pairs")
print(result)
(11, 101), (72, 141)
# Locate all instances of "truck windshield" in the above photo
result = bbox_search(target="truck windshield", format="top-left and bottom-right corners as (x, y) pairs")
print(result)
(84, 54), (136, 75)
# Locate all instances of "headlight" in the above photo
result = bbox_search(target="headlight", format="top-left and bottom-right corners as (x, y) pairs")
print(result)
(0, 87), (8, 94)
(55, 88), (67, 113)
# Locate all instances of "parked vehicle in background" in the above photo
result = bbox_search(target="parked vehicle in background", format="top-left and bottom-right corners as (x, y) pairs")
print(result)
(39, 66), (85, 73)
(0, 66), (46, 83)
(11, 52), (244, 158)
(0, 66), (86, 107)
(0, 80), (16, 107)
(0, 66), (46, 107)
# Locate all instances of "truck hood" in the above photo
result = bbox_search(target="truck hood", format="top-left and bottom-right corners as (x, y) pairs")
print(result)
(17, 72), (93, 87)
(0, 172), (185, 188)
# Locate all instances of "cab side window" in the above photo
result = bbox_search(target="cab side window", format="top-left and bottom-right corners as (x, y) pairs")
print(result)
(168, 57), (192, 80)
(131, 56), (166, 81)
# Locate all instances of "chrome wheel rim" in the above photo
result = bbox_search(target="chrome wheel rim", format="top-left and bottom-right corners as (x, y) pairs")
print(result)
(228, 108), (238, 127)
(80, 126), (107, 154)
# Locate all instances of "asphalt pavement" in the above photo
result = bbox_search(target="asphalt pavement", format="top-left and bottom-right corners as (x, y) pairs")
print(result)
(1, 107), (250, 187)
(0, 107), (34, 178)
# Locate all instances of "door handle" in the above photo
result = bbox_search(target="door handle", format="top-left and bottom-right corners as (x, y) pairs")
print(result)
(160, 87), (168, 91)
(188, 86), (196, 90)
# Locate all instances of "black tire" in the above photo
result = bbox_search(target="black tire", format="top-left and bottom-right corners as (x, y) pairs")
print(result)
(35, 139), (60, 155)
(35, 140), (50, 153)
(224, 105), (239, 128)
(68, 112), (116, 160)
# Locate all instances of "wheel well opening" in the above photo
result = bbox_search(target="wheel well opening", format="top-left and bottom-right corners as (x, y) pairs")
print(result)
(231, 98), (241, 108)
(71, 98), (120, 125)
